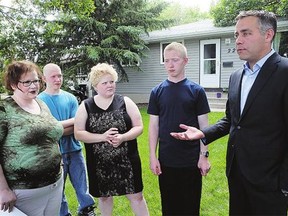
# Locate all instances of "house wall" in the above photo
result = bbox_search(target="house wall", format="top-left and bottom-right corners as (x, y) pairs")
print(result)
(116, 42), (166, 103)
(219, 36), (244, 88)
(116, 37), (244, 103)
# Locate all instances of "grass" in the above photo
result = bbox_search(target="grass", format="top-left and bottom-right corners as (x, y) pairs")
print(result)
(65, 109), (229, 216)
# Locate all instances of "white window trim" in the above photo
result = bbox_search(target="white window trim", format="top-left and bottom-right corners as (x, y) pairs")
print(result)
(120, 60), (140, 67)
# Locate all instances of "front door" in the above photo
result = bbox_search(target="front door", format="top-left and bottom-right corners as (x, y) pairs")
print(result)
(200, 39), (220, 88)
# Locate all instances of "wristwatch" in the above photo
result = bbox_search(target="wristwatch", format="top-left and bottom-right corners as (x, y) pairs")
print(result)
(200, 151), (209, 158)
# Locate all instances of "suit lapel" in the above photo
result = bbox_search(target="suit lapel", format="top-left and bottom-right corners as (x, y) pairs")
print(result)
(240, 53), (280, 118)
(229, 68), (244, 120)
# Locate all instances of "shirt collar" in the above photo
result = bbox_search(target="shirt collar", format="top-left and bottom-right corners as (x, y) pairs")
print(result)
(243, 49), (275, 72)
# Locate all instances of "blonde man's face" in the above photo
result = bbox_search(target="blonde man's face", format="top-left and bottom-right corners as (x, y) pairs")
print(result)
(43, 68), (63, 91)
(164, 50), (188, 79)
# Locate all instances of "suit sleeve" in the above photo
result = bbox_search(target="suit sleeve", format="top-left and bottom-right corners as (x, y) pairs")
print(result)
(201, 86), (232, 145)
(201, 110), (230, 144)
(280, 83), (288, 191)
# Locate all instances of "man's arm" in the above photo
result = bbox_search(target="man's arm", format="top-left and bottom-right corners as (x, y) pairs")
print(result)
(170, 124), (205, 141)
(197, 113), (211, 176)
(61, 118), (74, 136)
(280, 80), (288, 192)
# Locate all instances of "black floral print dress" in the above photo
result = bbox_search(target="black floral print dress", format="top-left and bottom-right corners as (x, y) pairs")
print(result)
(84, 94), (143, 197)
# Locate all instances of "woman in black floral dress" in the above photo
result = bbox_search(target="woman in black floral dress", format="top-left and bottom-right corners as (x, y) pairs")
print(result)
(74, 63), (149, 216)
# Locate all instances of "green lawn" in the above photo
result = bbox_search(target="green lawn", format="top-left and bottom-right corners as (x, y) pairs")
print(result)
(65, 110), (229, 216)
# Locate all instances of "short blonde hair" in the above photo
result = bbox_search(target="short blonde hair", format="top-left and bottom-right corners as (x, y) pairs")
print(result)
(89, 63), (118, 87)
(164, 42), (188, 58)
(43, 63), (61, 76)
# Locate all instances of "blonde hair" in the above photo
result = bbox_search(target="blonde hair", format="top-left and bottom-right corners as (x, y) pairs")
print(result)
(89, 63), (118, 87)
(164, 42), (188, 58)
(43, 63), (61, 76)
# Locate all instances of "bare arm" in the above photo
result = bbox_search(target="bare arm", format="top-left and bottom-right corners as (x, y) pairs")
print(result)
(198, 113), (209, 152)
(149, 115), (161, 175)
(197, 113), (211, 176)
(0, 165), (17, 212)
(61, 118), (74, 136)
(123, 96), (143, 139)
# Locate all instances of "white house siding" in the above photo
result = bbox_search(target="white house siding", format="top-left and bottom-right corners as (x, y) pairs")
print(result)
(220, 36), (244, 88)
(185, 39), (200, 83)
(116, 43), (167, 103)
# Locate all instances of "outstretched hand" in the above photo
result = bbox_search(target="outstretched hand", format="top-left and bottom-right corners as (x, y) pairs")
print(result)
(170, 124), (204, 141)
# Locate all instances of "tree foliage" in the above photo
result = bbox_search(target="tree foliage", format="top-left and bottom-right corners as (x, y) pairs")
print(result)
(158, 1), (210, 26)
(211, 0), (288, 27)
(0, 0), (172, 83)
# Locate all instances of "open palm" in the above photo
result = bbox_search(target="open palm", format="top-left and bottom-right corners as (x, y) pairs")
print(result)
(170, 124), (204, 141)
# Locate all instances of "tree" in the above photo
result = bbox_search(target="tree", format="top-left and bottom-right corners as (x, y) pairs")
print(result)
(211, 0), (288, 27)
(0, 0), (172, 83)
(158, 1), (210, 26)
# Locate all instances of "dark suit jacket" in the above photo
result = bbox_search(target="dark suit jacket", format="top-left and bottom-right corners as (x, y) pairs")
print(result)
(203, 53), (288, 191)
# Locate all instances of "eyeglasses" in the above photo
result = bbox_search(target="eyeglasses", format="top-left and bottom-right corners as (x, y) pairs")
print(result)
(18, 79), (41, 87)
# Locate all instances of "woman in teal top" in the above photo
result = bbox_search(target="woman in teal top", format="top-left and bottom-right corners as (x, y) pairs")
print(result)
(0, 60), (64, 216)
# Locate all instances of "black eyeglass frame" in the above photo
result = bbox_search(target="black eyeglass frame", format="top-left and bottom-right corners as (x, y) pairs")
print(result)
(18, 79), (41, 87)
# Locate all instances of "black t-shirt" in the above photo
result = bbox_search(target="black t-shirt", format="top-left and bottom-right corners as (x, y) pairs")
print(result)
(147, 78), (210, 167)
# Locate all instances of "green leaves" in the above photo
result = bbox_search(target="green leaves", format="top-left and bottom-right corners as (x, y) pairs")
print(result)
(0, 0), (170, 84)
(211, 0), (288, 27)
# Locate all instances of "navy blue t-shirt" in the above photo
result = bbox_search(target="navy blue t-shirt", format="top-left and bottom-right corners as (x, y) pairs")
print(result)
(147, 78), (210, 167)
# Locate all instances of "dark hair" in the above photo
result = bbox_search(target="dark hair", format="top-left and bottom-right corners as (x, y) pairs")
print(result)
(235, 10), (277, 41)
(4, 60), (43, 92)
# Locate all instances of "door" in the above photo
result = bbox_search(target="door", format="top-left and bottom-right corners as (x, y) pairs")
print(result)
(200, 39), (220, 88)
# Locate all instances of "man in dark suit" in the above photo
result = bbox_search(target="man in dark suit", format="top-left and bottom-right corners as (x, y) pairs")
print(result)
(171, 10), (288, 215)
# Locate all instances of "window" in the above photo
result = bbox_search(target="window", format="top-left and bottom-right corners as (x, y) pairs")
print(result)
(121, 59), (140, 67)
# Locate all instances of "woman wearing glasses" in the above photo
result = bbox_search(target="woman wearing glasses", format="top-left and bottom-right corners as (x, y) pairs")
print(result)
(0, 60), (64, 216)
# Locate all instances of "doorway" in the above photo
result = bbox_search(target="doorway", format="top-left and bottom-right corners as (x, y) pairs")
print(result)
(200, 39), (220, 87)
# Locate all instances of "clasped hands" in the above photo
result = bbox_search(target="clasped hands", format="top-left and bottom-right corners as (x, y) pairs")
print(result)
(104, 127), (123, 148)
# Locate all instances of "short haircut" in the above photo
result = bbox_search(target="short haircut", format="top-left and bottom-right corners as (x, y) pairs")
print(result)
(43, 63), (61, 76)
(235, 10), (277, 41)
(89, 63), (118, 87)
(4, 60), (42, 92)
(164, 42), (188, 58)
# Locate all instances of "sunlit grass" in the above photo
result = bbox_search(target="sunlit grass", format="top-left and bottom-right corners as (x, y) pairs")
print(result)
(65, 110), (229, 216)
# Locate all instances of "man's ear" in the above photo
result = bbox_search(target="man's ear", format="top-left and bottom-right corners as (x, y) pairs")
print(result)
(184, 57), (188, 65)
(266, 28), (275, 43)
